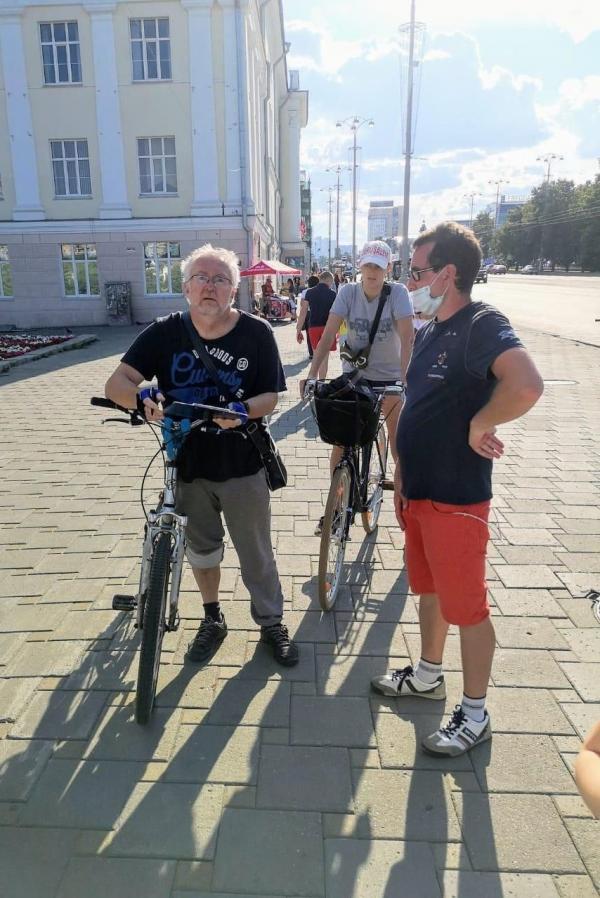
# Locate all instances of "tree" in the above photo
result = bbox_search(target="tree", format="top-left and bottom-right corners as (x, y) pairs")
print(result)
(472, 211), (494, 258)
(575, 176), (600, 272)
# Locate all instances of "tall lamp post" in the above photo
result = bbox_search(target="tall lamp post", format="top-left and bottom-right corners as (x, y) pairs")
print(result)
(488, 179), (508, 229)
(326, 163), (352, 261)
(336, 116), (374, 280)
(535, 153), (564, 273)
(463, 192), (480, 229)
(320, 186), (335, 270)
(537, 152), (563, 183)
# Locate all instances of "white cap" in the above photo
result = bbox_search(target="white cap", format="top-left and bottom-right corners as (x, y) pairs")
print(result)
(358, 240), (392, 270)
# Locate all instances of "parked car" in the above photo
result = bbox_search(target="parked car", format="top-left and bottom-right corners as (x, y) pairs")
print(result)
(521, 264), (536, 274)
(489, 264), (507, 275)
(475, 267), (488, 283)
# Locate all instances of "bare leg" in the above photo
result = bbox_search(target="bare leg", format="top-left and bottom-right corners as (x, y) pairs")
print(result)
(382, 394), (403, 465)
(317, 354), (329, 380)
(460, 616), (496, 697)
(329, 445), (344, 476)
(191, 565), (221, 607)
(419, 593), (450, 664)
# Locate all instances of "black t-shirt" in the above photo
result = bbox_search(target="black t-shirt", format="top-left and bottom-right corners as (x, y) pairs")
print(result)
(304, 282), (337, 327)
(122, 311), (286, 482)
(396, 302), (523, 504)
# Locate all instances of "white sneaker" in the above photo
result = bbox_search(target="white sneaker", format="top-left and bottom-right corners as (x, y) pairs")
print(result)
(422, 704), (492, 757)
(371, 664), (446, 700)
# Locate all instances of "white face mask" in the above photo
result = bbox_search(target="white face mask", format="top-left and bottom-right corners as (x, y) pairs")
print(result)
(410, 270), (447, 319)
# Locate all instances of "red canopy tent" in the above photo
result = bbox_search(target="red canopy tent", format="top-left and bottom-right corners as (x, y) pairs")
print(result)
(239, 259), (302, 277)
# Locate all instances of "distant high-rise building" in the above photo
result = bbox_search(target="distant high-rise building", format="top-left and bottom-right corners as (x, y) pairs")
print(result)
(367, 200), (403, 241)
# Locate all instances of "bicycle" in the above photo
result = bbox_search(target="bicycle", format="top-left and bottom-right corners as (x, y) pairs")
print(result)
(90, 396), (240, 725)
(309, 381), (404, 612)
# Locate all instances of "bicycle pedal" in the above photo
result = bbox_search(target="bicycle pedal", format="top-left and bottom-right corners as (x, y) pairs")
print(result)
(382, 479), (395, 490)
(112, 594), (138, 612)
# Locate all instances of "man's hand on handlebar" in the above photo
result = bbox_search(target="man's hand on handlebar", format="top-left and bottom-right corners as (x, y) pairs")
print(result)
(137, 387), (165, 423)
(214, 400), (249, 430)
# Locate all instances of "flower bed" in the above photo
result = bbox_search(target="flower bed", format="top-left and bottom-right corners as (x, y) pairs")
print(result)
(0, 333), (72, 360)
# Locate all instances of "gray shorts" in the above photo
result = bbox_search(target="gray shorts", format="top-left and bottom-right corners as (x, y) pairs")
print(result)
(176, 469), (283, 626)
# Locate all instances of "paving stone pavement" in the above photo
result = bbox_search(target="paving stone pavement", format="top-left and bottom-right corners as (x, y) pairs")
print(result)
(1, 320), (599, 898)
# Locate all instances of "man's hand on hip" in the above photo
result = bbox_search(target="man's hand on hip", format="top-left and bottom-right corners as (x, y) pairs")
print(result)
(469, 419), (505, 460)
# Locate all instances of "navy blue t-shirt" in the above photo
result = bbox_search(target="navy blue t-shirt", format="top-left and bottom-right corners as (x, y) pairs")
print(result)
(396, 302), (523, 504)
(303, 282), (337, 327)
(122, 311), (286, 482)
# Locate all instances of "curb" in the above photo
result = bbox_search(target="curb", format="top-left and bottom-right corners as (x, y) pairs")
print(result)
(0, 334), (98, 373)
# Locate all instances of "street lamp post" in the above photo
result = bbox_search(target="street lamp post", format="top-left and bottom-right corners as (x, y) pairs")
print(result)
(537, 152), (564, 183)
(320, 186), (335, 270)
(336, 116), (374, 280)
(463, 192), (480, 230)
(535, 153), (564, 273)
(488, 179), (508, 229)
(326, 164), (352, 261)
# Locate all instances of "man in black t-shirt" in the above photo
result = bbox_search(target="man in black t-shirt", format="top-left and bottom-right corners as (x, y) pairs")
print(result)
(105, 244), (298, 667)
(296, 271), (337, 378)
(371, 222), (544, 758)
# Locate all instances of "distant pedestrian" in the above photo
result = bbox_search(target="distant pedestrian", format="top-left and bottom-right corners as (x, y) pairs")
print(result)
(296, 271), (337, 379)
(297, 274), (319, 359)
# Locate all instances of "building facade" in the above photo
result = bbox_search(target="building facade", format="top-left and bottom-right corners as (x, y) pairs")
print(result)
(0, 0), (308, 326)
(367, 200), (402, 242)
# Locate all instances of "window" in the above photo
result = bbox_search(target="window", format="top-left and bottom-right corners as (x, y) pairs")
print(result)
(137, 137), (177, 194)
(61, 244), (99, 296)
(51, 140), (91, 197)
(144, 242), (182, 295)
(0, 246), (13, 298)
(130, 18), (171, 81)
(40, 22), (82, 84)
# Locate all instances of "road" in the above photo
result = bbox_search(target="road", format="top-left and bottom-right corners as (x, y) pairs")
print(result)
(473, 274), (600, 347)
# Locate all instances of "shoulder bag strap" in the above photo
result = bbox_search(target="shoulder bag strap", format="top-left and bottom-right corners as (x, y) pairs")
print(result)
(180, 311), (236, 402)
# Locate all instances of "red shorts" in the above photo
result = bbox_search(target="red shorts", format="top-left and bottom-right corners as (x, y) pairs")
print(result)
(308, 326), (337, 352)
(403, 499), (490, 626)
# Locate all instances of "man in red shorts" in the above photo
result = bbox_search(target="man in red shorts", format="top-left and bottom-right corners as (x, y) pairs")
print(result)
(371, 222), (544, 757)
(296, 271), (337, 378)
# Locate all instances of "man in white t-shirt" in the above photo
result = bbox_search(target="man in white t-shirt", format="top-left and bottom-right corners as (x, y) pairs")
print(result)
(300, 241), (414, 533)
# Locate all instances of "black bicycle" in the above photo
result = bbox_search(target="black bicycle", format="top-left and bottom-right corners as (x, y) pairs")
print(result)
(90, 396), (239, 724)
(310, 381), (403, 611)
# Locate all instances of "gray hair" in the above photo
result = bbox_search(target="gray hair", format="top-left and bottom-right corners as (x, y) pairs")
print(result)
(319, 270), (334, 283)
(182, 244), (240, 289)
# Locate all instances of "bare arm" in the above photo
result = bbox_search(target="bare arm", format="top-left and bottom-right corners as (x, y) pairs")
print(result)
(105, 362), (146, 409)
(469, 347), (544, 459)
(394, 316), (415, 382)
(296, 298), (309, 340)
(575, 721), (600, 818)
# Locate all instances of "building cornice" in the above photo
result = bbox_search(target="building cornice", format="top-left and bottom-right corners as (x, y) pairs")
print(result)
(0, 215), (263, 236)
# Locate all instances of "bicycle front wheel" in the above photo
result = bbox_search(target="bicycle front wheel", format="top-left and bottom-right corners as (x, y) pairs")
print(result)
(361, 426), (388, 534)
(136, 530), (171, 725)
(318, 465), (351, 612)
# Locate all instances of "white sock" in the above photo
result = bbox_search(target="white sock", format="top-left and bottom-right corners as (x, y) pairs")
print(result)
(461, 694), (486, 723)
(414, 657), (443, 685)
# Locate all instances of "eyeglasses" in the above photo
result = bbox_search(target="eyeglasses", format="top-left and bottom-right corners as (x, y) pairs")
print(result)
(408, 265), (436, 282)
(187, 273), (232, 287)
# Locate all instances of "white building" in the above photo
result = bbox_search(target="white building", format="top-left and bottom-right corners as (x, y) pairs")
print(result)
(367, 200), (402, 242)
(0, 0), (308, 326)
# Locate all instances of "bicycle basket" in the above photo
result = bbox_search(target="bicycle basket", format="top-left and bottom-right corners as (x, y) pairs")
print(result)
(314, 377), (379, 447)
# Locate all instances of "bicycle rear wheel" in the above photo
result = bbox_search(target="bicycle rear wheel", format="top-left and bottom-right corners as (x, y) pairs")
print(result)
(318, 465), (351, 611)
(136, 530), (171, 725)
(361, 425), (388, 534)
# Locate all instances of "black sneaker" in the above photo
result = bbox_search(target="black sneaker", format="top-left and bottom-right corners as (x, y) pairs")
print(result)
(186, 616), (228, 662)
(260, 622), (299, 667)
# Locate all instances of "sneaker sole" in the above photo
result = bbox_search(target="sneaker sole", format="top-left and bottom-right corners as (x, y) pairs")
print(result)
(370, 681), (446, 700)
(421, 724), (492, 758)
(186, 630), (228, 663)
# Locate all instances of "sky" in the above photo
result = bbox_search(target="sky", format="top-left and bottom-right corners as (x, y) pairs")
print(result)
(281, 0), (600, 248)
